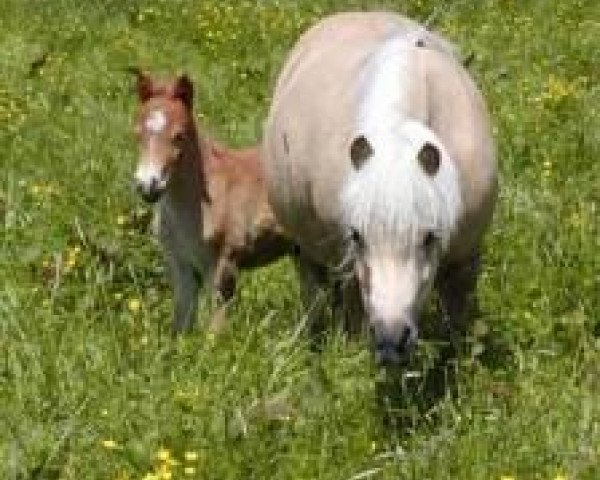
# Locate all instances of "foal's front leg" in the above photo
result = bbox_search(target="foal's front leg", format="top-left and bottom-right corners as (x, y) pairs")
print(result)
(167, 254), (201, 334)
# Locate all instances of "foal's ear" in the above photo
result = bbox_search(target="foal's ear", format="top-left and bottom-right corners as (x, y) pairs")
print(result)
(350, 135), (374, 170)
(418, 142), (441, 175)
(130, 68), (154, 102)
(173, 74), (194, 108)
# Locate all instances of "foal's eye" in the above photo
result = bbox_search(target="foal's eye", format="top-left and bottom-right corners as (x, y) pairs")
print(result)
(422, 231), (438, 253)
(173, 132), (185, 144)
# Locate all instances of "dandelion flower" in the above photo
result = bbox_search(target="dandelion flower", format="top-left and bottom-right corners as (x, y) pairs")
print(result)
(101, 439), (119, 449)
(184, 451), (199, 462)
(156, 448), (171, 462)
(157, 463), (173, 480)
(128, 298), (141, 313)
(184, 466), (196, 476)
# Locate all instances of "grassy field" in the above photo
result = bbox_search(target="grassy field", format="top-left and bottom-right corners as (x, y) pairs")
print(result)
(1, 0), (598, 478)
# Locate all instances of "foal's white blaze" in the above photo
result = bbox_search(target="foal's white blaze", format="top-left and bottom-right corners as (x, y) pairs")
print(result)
(145, 109), (167, 133)
(136, 109), (169, 193)
(342, 35), (464, 349)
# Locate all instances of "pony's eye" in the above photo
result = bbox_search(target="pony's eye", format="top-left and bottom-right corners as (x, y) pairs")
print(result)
(173, 132), (185, 144)
(423, 231), (437, 253)
(349, 228), (364, 249)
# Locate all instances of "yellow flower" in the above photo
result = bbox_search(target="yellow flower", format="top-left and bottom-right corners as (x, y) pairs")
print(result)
(142, 474), (159, 480)
(554, 475), (567, 480)
(184, 451), (199, 462)
(117, 215), (127, 226)
(157, 464), (172, 480)
(500, 476), (515, 480)
(156, 448), (171, 462)
(101, 439), (119, 449)
(184, 466), (196, 476)
(128, 298), (141, 313)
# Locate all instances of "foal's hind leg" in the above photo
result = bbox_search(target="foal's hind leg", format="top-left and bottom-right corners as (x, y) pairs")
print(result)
(436, 251), (480, 339)
(209, 255), (238, 332)
(168, 255), (201, 334)
(294, 251), (330, 346)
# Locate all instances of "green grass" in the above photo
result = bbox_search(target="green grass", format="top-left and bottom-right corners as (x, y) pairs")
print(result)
(1, 0), (598, 478)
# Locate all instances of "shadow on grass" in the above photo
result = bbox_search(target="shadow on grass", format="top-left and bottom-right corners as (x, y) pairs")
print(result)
(374, 304), (514, 436)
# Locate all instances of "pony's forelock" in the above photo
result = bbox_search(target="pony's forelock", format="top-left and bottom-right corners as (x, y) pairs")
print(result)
(341, 35), (463, 253)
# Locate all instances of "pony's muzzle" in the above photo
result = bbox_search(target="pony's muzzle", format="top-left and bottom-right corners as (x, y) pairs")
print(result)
(372, 323), (416, 366)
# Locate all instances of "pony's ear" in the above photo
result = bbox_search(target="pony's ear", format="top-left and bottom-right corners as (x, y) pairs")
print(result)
(418, 142), (441, 175)
(129, 68), (154, 102)
(173, 74), (194, 108)
(350, 135), (374, 170)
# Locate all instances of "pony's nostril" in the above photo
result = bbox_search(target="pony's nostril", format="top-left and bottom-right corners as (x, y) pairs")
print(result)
(375, 339), (401, 366)
(399, 325), (412, 350)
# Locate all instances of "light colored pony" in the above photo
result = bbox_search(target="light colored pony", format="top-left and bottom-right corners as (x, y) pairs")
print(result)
(132, 72), (292, 333)
(264, 12), (497, 364)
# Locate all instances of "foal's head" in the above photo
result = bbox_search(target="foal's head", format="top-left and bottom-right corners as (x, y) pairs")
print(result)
(132, 71), (196, 203)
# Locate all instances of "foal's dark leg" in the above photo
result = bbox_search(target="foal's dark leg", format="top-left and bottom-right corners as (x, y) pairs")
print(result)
(168, 255), (201, 334)
(436, 250), (480, 339)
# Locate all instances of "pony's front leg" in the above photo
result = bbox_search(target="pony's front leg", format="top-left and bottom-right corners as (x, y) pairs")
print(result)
(167, 255), (201, 334)
(436, 251), (480, 339)
(334, 275), (365, 336)
(294, 251), (329, 345)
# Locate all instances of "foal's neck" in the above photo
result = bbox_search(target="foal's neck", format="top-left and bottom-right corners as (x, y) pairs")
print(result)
(165, 121), (208, 211)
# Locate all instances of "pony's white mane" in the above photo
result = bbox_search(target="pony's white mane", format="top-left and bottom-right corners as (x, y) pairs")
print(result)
(341, 35), (463, 250)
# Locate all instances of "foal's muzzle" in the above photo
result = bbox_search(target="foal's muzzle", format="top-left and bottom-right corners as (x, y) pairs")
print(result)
(135, 178), (165, 203)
